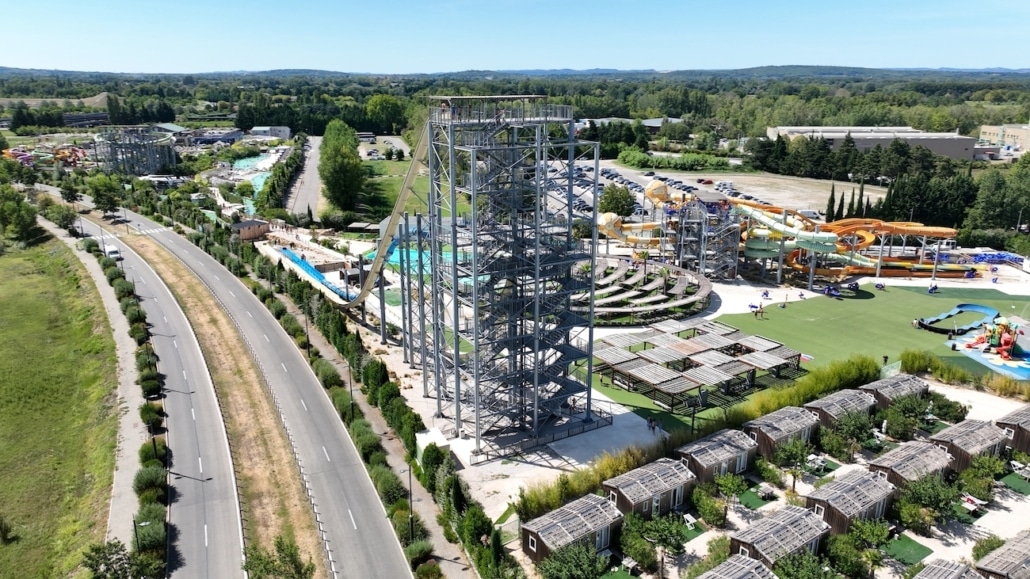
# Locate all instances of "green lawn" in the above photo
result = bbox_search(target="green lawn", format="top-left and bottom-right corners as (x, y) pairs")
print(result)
(999, 471), (1030, 495)
(953, 501), (987, 525)
(601, 569), (634, 579)
(884, 534), (933, 565)
(681, 520), (707, 542)
(738, 489), (774, 510)
(0, 238), (118, 575)
(717, 285), (1026, 375)
(919, 420), (951, 435)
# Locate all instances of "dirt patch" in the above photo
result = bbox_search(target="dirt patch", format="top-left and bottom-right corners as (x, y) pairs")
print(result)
(100, 221), (324, 575)
(0, 91), (108, 109)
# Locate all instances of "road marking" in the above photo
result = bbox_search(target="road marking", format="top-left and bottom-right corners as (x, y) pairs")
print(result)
(198, 457), (203, 473)
(264, 334), (269, 342)
(183, 370), (187, 379)
(214, 275), (221, 281)
(173, 340), (178, 349)
(191, 408), (195, 421)
(323, 446), (331, 462)
(349, 509), (357, 529)
(229, 290), (236, 297)
(301, 399), (308, 412)
(204, 524), (208, 547)
(281, 362), (288, 372)
(163, 316), (168, 323)
(247, 310), (253, 318)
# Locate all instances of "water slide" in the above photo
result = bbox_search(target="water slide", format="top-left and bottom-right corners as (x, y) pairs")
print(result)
(339, 124), (428, 309)
(597, 212), (664, 247)
(731, 200), (977, 278)
(918, 303), (999, 335)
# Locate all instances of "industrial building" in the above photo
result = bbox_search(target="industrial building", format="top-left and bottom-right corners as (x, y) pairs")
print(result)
(979, 123), (1029, 150)
(250, 126), (292, 139)
(766, 126), (977, 160)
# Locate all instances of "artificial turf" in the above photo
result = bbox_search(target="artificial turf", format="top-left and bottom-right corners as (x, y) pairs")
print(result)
(717, 285), (1026, 375)
(884, 534), (933, 565)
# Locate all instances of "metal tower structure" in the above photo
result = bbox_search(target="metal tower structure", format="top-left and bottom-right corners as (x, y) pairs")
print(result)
(415, 95), (603, 456)
(664, 197), (741, 281)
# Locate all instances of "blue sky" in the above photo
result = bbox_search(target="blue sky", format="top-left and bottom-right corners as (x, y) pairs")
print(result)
(4, 0), (1028, 74)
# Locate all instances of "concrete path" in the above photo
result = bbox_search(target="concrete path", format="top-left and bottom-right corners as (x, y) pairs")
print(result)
(36, 217), (146, 547)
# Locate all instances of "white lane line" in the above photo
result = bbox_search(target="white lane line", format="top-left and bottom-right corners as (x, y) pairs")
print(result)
(281, 362), (288, 372)
(229, 290), (236, 297)
(183, 370), (187, 379)
(323, 446), (331, 462)
(301, 399), (308, 412)
(204, 524), (208, 547)
(163, 316), (168, 323)
(264, 334), (269, 342)
(215, 275), (221, 281)
(191, 408), (195, 421)
(349, 509), (357, 529)
(247, 310), (253, 318)
(198, 457), (203, 473)
(173, 340), (178, 349)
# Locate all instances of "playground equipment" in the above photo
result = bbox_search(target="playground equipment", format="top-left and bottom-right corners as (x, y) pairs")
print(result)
(964, 316), (1024, 360)
(731, 200), (979, 278)
(918, 303), (999, 335)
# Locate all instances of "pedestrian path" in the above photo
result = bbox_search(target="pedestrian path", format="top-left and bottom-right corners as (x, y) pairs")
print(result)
(93, 227), (170, 240)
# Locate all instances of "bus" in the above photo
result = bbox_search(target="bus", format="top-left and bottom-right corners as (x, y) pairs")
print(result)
(356, 132), (375, 143)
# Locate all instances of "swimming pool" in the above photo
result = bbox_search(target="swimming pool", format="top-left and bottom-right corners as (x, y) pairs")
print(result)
(250, 171), (270, 193)
(233, 155), (269, 170)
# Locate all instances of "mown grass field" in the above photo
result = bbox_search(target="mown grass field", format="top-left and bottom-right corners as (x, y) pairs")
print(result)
(0, 238), (118, 576)
(717, 285), (1027, 375)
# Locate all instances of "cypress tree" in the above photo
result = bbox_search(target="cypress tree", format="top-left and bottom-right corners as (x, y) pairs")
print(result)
(825, 184), (836, 221)
(865, 198), (873, 218)
(846, 189), (856, 218)
(856, 182), (865, 217)
(835, 192), (846, 221)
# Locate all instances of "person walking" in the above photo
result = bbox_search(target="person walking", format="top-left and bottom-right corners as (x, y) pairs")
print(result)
(757, 303), (765, 319)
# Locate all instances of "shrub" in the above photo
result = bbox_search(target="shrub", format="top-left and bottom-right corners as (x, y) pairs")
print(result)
(82, 238), (99, 253)
(135, 344), (158, 372)
(139, 438), (168, 466)
(280, 314), (304, 338)
(105, 266), (125, 284)
(692, 487), (726, 527)
(125, 305), (147, 325)
(136, 502), (166, 526)
(405, 540), (434, 570)
(393, 510), (429, 546)
(140, 379), (162, 398)
(369, 465), (407, 505)
(136, 487), (166, 506)
(99, 256), (117, 269)
(133, 465), (168, 496)
(312, 359), (342, 389)
(414, 561), (443, 579)
(138, 366), (159, 384)
(129, 322), (149, 345)
(266, 298), (287, 319)
(134, 517), (166, 553)
(755, 458), (784, 488)
(349, 419), (382, 462)
(460, 504), (492, 548)
(378, 381), (400, 408)
(113, 278), (135, 300)
(139, 402), (163, 430)
(120, 296), (137, 313)
(331, 387), (361, 424)
(973, 535), (1006, 561)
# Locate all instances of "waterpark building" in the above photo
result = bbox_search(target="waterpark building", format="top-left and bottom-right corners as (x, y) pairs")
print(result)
(766, 126), (977, 160)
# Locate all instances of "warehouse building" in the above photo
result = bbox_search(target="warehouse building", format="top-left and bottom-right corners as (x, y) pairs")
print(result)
(766, 126), (977, 161)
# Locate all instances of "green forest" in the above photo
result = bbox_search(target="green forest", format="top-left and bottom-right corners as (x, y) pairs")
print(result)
(2, 66), (1029, 251)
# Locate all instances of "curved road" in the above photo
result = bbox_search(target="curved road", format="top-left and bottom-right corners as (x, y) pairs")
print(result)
(121, 207), (411, 578)
(286, 136), (322, 217)
(77, 214), (244, 577)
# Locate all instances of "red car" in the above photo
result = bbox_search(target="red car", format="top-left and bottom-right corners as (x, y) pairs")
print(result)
(701, 179), (713, 185)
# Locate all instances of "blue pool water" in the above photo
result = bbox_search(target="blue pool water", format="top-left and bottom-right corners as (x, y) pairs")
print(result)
(250, 171), (271, 193)
(233, 155), (268, 170)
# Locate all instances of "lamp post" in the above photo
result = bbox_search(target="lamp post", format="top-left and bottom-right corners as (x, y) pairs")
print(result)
(133, 518), (151, 551)
(1017, 207), (1025, 234)
(346, 362), (354, 423)
(402, 468), (414, 541)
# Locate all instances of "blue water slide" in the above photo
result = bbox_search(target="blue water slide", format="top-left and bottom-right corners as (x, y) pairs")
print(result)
(918, 303), (999, 335)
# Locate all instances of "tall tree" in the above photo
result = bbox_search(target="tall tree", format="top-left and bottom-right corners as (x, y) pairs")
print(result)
(834, 191), (846, 221)
(856, 182), (865, 217)
(598, 184), (636, 217)
(825, 184), (836, 221)
(846, 189), (856, 218)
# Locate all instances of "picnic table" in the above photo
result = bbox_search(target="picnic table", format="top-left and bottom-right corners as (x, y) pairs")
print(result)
(683, 513), (698, 530)
(757, 483), (776, 500)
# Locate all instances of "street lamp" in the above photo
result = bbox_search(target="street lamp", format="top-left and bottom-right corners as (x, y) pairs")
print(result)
(133, 518), (151, 551)
(401, 468), (414, 541)
(1017, 207), (1025, 234)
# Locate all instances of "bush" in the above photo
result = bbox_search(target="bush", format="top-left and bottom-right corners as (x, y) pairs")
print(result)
(692, 487), (726, 528)
(331, 387), (360, 424)
(973, 535), (1006, 561)
(140, 378), (162, 398)
(135, 345), (158, 372)
(99, 256), (117, 270)
(266, 298), (287, 319)
(405, 540), (434, 570)
(393, 509), (429, 545)
(414, 561), (443, 579)
(349, 419), (382, 462)
(113, 278), (135, 300)
(136, 486), (166, 506)
(105, 266), (125, 284)
(755, 458), (785, 488)
(138, 366), (159, 384)
(378, 381), (400, 408)
(133, 517), (166, 554)
(369, 465), (407, 505)
(312, 359), (342, 389)
(129, 322), (149, 345)
(120, 296), (137, 314)
(125, 305), (147, 325)
(82, 238), (99, 253)
(139, 402), (163, 430)
(139, 438), (168, 466)
(136, 502), (166, 526)
(133, 465), (168, 496)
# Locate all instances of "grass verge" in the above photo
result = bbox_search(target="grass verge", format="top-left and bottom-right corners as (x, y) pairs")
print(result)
(104, 222), (325, 576)
(0, 237), (117, 576)
(884, 534), (932, 565)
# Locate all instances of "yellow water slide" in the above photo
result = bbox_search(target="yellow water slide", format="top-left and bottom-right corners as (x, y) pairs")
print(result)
(597, 212), (664, 247)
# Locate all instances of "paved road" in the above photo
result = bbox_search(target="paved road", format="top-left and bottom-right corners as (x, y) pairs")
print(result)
(286, 136), (322, 217)
(119, 207), (411, 578)
(76, 212), (244, 578)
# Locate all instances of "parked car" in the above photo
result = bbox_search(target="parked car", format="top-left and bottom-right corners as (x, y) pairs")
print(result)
(643, 171), (655, 176)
